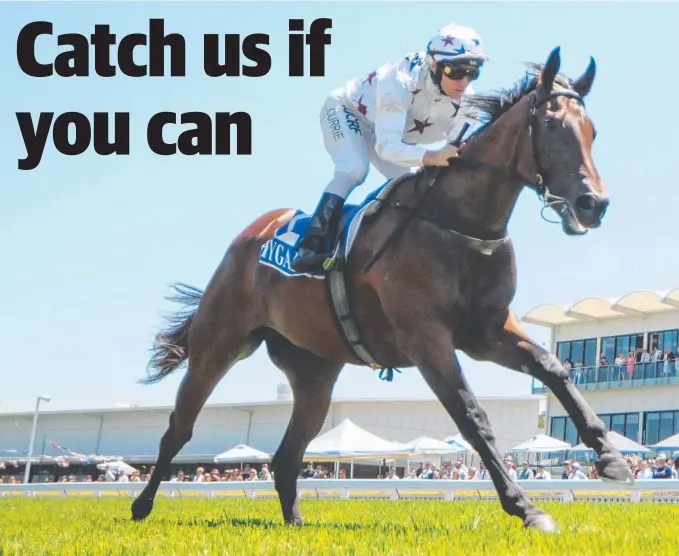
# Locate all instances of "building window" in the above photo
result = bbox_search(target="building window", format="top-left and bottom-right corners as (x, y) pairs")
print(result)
(551, 412), (640, 446)
(550, 416), (580, 446)
(643, 410), (679, 445)
(600, 333), (644, 362)
(599, 412), (639, 441)
(556, 338), (597, 367)
(551, 416), (566, 442)
(648, 329), (679, 355)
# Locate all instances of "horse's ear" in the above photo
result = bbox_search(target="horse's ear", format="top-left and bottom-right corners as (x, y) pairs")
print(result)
(538, 46), (561, 95)
(572, 56), (596, 97)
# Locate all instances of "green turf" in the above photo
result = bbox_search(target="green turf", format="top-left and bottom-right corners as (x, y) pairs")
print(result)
(1, 497), (678, 555)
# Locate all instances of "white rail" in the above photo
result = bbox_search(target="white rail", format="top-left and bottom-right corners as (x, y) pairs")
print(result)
(2, 479), (679, 502)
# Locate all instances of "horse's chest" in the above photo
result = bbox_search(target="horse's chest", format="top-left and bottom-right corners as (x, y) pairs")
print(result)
(458, 251), (517, 312)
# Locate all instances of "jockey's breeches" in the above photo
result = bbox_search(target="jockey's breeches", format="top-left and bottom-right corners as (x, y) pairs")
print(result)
(318, 95), (409, 199)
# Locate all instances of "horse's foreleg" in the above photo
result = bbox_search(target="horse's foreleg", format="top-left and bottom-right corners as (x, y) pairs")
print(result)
(397, 323), (557, 532)
(473, 312), (633, 484)
(272, 376), (339, 525)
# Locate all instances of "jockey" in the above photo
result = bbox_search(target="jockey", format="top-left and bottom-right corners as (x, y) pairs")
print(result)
(290, 23), (489, 274)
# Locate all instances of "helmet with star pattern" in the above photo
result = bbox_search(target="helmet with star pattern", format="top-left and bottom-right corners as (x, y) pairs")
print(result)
(425, 23), (489, 95)
(425, 23), (490, 66)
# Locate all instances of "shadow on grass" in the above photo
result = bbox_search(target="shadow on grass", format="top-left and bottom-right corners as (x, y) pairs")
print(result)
(121, 515), (453, 534)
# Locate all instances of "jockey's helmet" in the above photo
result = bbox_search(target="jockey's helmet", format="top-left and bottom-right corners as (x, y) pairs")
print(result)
(425, 23), (489, 93)
(425, 23), (490, 66)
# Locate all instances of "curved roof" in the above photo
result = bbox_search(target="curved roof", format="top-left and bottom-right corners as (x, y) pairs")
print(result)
(521, 287), (679, 327)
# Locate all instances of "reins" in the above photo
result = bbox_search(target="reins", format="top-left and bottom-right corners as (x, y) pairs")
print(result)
(361, 122), (470, 273)
(361, 88), (586, 274)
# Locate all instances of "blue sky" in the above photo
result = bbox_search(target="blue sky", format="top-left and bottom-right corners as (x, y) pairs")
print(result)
(1, 1), (678, 413)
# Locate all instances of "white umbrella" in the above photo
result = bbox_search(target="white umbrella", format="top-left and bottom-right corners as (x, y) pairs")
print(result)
(512, 434), (572, 453)
(303, 419), (409, 479)
(399, 435), (468, 477)
(213, 444), (271, 463)
(96, 460), (136, 475)
(401, 435), (467, 456)
(570, 430), (649, 454)
(443, 433), (474, 453)
(304, 419), (409, 460)
(651, 432), (679, 451)
(304, 419), (407, 461)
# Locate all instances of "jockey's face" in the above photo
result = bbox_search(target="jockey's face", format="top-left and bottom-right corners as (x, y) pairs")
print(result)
(435, 62), (479, 100)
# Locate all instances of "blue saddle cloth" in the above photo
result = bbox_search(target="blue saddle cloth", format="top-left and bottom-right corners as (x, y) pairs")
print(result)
(258, 179), (393, 278)
(258, 178), (404, 383)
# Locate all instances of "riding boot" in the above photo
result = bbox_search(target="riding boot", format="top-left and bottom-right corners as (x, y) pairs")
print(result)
(291, 192), (345, 273)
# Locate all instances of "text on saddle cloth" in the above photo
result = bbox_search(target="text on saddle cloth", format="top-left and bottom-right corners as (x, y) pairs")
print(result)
(257, 177), (399, 279)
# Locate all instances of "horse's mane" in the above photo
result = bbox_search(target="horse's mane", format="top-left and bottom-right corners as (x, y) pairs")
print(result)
(463, 62), (574, 140)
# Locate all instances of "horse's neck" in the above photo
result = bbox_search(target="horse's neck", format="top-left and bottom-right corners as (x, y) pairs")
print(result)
(425, 108), (527, 239)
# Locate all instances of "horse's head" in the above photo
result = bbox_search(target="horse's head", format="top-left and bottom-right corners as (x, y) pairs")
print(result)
(517, 47), (608, 236)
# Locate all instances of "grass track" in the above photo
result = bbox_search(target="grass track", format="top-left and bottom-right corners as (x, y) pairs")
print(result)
(2, 497), (678, 554)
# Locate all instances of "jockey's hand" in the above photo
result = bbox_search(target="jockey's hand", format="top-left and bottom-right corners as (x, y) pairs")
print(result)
(423, 145), (459, 167)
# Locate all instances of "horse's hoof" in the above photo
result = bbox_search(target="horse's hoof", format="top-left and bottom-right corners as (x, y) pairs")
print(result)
(284, 513), (304, 527)
(131, 497), (154, 521)
(596, 455), (634, 484)
(523, 513), (559, 533)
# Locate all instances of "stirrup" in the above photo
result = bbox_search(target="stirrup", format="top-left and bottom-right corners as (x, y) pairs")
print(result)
(322, 256), (336, 270)
(292, 249), (336, 274)
(322, 241), (344, 271)
(291, 246), (327, 273)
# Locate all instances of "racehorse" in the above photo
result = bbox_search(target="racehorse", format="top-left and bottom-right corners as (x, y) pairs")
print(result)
(130, 47), (632, 533)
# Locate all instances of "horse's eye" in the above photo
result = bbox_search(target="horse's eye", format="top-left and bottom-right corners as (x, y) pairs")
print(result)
(545, 118), (556, 129)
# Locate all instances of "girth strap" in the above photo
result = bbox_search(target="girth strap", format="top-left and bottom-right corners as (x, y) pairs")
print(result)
(325, 261), (401, 382)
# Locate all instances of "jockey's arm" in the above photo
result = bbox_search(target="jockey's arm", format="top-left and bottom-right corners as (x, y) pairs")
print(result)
(373, 66), (430, 168)
(373, 66), (463, 168)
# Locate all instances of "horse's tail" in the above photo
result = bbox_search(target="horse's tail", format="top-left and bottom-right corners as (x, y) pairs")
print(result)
(140, 282), (204, 385)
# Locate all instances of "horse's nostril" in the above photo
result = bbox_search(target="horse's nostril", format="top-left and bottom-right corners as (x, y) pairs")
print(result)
(575, 195), (597, 211)
(575, 194), (609, 220)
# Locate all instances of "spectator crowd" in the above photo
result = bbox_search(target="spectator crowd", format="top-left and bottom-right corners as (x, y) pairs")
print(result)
(378, 452), (679, 480)
(564, 346), (678, 385)
(1, 453), (677, 483)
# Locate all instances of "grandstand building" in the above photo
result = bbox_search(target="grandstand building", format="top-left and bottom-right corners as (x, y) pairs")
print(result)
(0, 389), (542, 482)
(523, 287), (679, 449)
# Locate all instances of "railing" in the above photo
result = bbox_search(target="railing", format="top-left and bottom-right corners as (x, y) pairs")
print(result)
(2, 479), (679, 503)
(532, 360), (679, 393)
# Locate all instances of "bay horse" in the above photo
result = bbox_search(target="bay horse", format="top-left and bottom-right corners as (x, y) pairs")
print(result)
(131, 47), (632, 532)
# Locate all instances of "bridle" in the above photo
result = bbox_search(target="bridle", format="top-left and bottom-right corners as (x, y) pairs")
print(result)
(524, 88), (586, 224)
(452, 87), (587, 224)
(361, 86), (588, 272)
(423, 87), (589, 226)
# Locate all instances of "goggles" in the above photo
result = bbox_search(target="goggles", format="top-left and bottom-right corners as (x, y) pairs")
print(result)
(442, 63), (480, 81)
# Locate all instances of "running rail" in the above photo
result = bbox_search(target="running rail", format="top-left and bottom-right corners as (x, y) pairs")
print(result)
(2, 479), (679, 503)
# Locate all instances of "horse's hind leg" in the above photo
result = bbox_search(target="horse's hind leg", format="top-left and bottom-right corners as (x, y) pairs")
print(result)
(393, 321), (557, 533)
(265, 332), (342, 525)
(131, 326), (261, 521)
(471, 312), (632, 484)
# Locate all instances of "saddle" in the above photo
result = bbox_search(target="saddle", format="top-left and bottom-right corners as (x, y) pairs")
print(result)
(257, 174), (410, 381)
